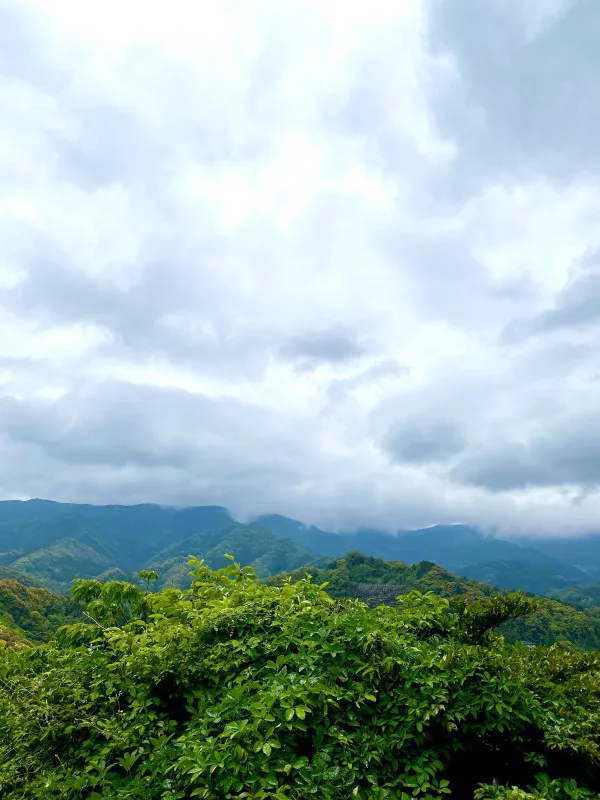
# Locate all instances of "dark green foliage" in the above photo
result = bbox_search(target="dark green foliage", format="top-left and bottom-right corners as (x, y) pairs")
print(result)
(499, 599), (600, 650)
(1, 559), (599, 798)
(461, 559), (590, 597)
(0, 577), (82, 642)
(265, 551), (494, 601)
(550, 584), (600, 609)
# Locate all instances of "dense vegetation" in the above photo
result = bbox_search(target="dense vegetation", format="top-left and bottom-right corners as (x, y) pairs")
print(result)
(1, 559), (599, 799)
(4, 547), (600, 653)
(550, 584), (600, 610)
(0, 575), (82, 642)
(267, 552), (600, 651)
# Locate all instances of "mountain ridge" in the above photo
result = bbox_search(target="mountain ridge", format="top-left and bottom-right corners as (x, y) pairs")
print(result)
(2, 498), (600, 597)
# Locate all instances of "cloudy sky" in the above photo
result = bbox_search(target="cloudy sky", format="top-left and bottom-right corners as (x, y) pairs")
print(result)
(2, 0), (600, 534)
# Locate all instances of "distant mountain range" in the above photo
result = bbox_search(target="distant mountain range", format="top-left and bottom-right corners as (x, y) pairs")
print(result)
(1, 498), (600, 600)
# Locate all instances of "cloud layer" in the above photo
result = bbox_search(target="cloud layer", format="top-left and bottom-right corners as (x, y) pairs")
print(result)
(2, 0), (600, 534)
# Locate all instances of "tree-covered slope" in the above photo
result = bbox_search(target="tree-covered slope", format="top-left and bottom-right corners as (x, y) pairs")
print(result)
(0, 576), (82, 642)
(9, 538), (113, 593)
(150, 523), (324, 585)
(461, 559), (590, 596)
(550, 583), (600, 609)
(267, 552), (600, 650)
(1, 559), (599, 798)
(0, 502), (325, 591)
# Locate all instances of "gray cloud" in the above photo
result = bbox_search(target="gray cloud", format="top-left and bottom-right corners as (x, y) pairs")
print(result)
(381, 417), (467, 465)
(428, 0), (600, 189)
(281, 328), (366, 368)
(500, 250), (600, 344)
(536, 253), (600, 332)
(0, 381), (314, 505)
(453, 411), (600, 491)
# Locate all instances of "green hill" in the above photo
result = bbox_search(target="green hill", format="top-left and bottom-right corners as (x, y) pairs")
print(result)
(0, 576), (82, 643)
(150, 523), (325, 587)
(266, 551), (600, 650)
(550, 583), (600, 609)
(9, 538), (113, 592)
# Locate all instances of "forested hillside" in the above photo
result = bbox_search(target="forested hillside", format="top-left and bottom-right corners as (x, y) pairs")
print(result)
(1, 559), (599, 799)
(3, 499), (600, 653)
(0, 501), (323, 592)
(0, 573), (82, 642)
(550, 583), (600, 609)
(266, 552), (600, 650)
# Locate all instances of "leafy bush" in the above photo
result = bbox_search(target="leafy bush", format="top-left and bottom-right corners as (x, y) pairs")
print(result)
(0, 558), (599, 799)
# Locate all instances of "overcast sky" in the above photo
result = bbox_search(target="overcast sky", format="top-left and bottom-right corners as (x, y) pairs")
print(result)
(2, 0), (600, 535)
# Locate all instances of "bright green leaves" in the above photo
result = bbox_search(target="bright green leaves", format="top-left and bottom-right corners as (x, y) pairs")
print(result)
(1, 560), (600, 799)
(475, 775), (597, 799)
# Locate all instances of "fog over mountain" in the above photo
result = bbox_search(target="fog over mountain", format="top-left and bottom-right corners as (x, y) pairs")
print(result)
(2, 1), (600, 534)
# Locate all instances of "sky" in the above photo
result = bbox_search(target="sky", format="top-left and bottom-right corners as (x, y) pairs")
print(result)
(1, 0), (600, 535)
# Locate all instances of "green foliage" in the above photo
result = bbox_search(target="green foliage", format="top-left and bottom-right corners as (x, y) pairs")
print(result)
(551, 584), (600, 610)
(475, 775), (596, 799)
(0, 624), (29, 648)
(266, 553), (600, 650)
(265, 551), (494, 602)
(499, 597), (600, 650)
(451, 592), (543, 646)
(0, 577), (82, 642)
(1, 559), (599, 798)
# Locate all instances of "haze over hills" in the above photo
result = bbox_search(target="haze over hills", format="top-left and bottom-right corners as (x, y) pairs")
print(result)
(1, 498), (600, 599)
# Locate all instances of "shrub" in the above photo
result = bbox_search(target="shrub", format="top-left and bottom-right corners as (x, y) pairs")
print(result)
(0, 558), (599, 799)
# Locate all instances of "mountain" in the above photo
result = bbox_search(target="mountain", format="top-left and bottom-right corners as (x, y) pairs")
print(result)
(253, 516), (516, 566)
(3, 498), (600, 598)
(460, 557), (590, 595)
(527, 535), (600, 581)
(266, 551), (600, 650)
(148, 523), (325, 588)
(9, 539), (113, 593)
(255, 514), (596, 594)
(549, 583), (600, 609)
(0, 501), (325, 592)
